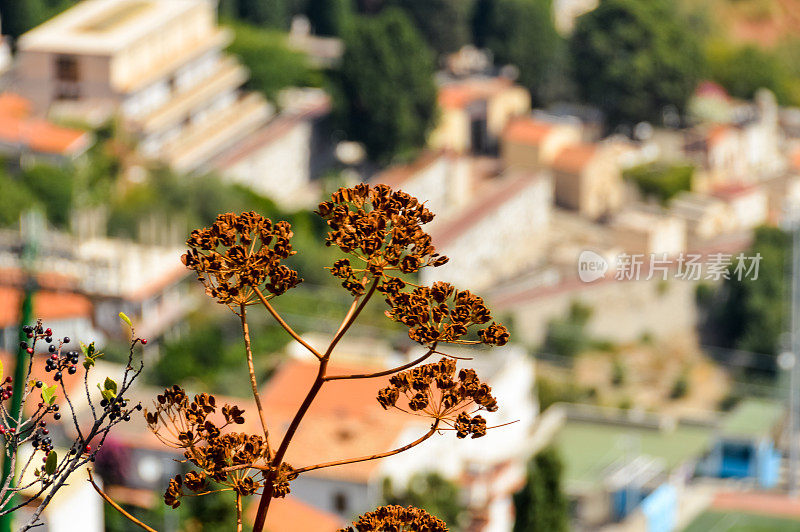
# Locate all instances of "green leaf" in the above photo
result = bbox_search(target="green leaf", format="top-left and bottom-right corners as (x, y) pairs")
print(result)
(45, 451), (57, 475)
(0, 359), (4, 384)
(41, 385), (57, 405)
(83, 358), (95, 370)
(81, 342), (95, 358)
(104, 377), (117, 395)
(97, 382), (116, 400)
(119, 312), (132, 327)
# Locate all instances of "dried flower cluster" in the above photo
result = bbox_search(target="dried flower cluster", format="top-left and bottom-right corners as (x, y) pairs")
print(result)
(182, 212), (302, 307)
(384, 281), (509, 347)
(338, 505), (449, 532)
(146, 386), (295, 508)
(317, 184), (448, 296)
(378, 358), (497, 439)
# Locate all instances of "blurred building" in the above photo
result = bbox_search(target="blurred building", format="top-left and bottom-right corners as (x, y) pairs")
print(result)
(0, 92), (93, 164)
(430, 76), (530, 155)
(13, 0), (270, 172)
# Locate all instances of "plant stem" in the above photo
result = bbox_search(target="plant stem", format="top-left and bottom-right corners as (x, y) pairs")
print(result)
(240, 303), (271, 458)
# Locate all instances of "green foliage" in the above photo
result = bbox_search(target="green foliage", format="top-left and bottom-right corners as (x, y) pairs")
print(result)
(513, 447), (570, 532)
(536, 376), (596, 411)
(571, 0), (704, 126)
(392, 0), (473, 55)
(334, 8), (437, 163)
(624, 162), (694, 204)
(382, 473), (467, 529)
(704, 226), (789, 357)
(611, 360), (626, 386)
(706, 41), (799, 106)
(670, 372), (689, 399)
(0, 171), (33, 228)
(226, 21), (323, 103)
(231, 0), (288, 28)
(480, 0), (570, 106)
(0, 0), (44, 38)
(307, 0), (354, 35)
(0, 161), (74, 229)
(541, 301), (594, 358)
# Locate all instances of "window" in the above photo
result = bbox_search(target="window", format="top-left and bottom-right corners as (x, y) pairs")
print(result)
(332, 491), (348, 514)
(55, 55), (79, 82)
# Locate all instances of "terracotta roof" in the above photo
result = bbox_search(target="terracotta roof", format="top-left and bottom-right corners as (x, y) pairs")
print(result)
(550, 143), (597, 174)
(438, 77), (513, 109)
(431, 170), (546, 248)
(707, 124), (734, 147)
(791, 146), (800, 171)
(249, 495), (344, 531)
(374, 150), (447, 188)
(502, 118), (554, 146)
(0, 286), (92, 328)
(259, 358), (419, 482)
(0, 93), (91, 156)
(710, 182), (759, 200)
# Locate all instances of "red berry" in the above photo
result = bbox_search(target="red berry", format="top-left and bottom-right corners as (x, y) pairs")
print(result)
(26, 348), (33, 355)
(26, 333), (32, 338)
(84, 445), (91, 453)
(45, 328), (52, 336)
(141, 339), (147, 345)
(4, 377), (11, 384)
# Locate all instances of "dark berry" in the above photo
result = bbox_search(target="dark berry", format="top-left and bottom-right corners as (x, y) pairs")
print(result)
(123, 414), (131, 421)
(54, 372), (62, 381)
(22, 325), (33, 334)
(35, 381), (43, 388)
(48, 345), (55, 353)
(45, 336), (52, 343)
(63, 337), (70, 344)
(53, 413), (61, 420)
(19, 341), (27, 349)
(135, 404), (142, 411)
(68, 366), (77, 375)
(5, 377), (12, 384)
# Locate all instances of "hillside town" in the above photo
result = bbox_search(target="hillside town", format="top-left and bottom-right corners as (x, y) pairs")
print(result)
(2, 0), (800, 531)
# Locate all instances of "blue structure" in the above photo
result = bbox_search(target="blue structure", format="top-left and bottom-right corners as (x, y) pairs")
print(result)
(641, 484), (678, 532)
(699, 399), (784, 488)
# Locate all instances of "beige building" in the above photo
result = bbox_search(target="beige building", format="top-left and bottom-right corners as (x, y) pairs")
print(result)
(669, 191), (735, 242)
(501, 116), (582, 168)
(609, 207), (687, 257)
(549, 142), (626, 220)
(13, 0), (270, 172)
(429, 76), (530, 154)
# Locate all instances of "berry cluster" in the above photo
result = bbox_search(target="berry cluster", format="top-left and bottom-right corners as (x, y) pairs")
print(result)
(377, 359), (497, 439)
(182, 212), (302, 307)
(338, 505), (449, 532)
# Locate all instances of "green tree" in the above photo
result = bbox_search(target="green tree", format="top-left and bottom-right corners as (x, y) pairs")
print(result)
(21, 163), (74, 228)
(623, 162), (694, 204)
(393, 0), (473, 55)
(306, 0), (353, 36)
(334, 9), (437, 162)
(383, 473), (467, 529)
(705, 226), (789, 357)
(235, 0), (288, 28)
(707, 41), (796, 105)
(479, 0), (569, 106)
(0, 0), (44, 39)
(541, 301), (593, 358)
(513, 447), (569, 532)
(571, 0), (704, 127)
(226, 21), (322, 103)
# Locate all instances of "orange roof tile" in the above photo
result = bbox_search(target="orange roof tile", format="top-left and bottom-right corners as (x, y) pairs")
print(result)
(550, 143), (597, 174)
(259, 358), (420, 482)
(438, 78), (513, 109)
(791, 147), (800, 171)
(0, 93), (90, 155)
(502, 118), (554, 146)
(707, 124), (733, 147)
(250, 495), (344, 531)
(710, 182), (758, 200)
(0, 287), (93, 328)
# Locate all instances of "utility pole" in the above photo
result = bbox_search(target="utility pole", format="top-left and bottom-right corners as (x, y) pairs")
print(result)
(788, 206), (800, 497)
(0, 212), (41, 531)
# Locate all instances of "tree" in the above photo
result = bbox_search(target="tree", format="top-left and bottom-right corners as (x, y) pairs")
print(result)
(623, 162), (694, 204)
(513, 447), (569, 532)
(393, 0), (473, 56)
(235, 0), (288, 28)
(334, 9), (437, 162)
(571, 0), (704, 127)
(479, 0), (569, 106)
(0, 0), (44, 39)
(707, 42), (795, 106)
(383, 472), (468, 528)
(704, 226), (789, 358)
(306, 0), (353, 36)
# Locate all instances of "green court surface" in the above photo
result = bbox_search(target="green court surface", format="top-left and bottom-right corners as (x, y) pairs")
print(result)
(682, 511), (800, 532)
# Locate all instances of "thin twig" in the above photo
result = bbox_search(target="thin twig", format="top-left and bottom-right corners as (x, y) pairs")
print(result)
(87, 469), (158, 532)
(252, 286), (323, 360)
(324, 346), (435, 381)
(239, 303), (271, 459)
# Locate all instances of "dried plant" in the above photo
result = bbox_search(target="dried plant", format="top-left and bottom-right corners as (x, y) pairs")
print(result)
(0, 318), (145, 531)
(101, 184), (509, 532)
